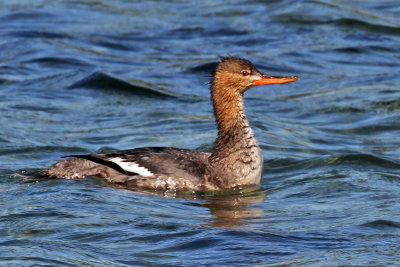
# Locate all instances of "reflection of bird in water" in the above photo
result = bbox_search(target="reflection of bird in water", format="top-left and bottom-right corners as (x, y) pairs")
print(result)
(201, 186), (267, 228)
(111, 183), (267, 229)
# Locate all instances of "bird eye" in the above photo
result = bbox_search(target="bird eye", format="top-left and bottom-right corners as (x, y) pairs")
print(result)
(241, 70), (250, 76)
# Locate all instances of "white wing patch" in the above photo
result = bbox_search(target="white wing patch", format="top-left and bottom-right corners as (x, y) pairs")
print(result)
(110, 157), (153, 177)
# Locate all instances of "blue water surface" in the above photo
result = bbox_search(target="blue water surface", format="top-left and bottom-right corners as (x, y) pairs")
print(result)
(1, 0), (400, 266)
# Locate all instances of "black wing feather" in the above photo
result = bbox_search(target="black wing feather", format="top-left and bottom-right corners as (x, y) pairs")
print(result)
(64, 147), (210, 180)
(63, 154), (134, 175)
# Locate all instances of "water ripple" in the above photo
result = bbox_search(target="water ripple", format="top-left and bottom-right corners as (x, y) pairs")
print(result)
(69, 71), (176, 98)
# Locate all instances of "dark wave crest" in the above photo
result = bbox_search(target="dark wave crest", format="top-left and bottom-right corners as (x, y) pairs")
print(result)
(69, 71), (176, 98)
(265, 153), (400, 172)
(361, 220), (400, 229)
(24, 57), (93, 68)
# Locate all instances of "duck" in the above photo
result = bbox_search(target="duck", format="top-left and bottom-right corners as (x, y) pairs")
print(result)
(20, 57), (298, 191)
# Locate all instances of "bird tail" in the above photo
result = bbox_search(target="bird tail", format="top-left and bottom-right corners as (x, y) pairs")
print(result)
(15, 170), (51, 182)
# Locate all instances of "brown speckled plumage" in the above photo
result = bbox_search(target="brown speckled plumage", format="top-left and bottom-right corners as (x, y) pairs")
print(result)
(20, 57), (298, 191)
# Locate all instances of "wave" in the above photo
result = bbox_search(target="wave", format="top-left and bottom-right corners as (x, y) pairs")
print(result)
(68, 71), (176, 98)
(24, 57), (93, 68)
(265, 153), (400, 172)
(271, 0), (400, 35)
(334, 18), (400, 35)
(361, 219), (400, 229)
(0, 146), (88, 156)
(324, 153), (400, 169)
(277, 17), (400, 35)
(8, 30), (68, 39)
(188, 62), (218, 73)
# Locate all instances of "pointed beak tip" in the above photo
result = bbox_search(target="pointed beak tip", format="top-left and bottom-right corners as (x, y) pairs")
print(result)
(253, 75), (299, 86)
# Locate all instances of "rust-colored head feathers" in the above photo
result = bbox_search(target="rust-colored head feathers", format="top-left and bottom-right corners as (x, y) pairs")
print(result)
(210, 56), (298, 137)
(212, 56), (298, 94)
(212, 57), (263, 94)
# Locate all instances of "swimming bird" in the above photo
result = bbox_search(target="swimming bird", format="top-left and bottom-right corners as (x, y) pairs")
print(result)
(20, 57), (298, 191)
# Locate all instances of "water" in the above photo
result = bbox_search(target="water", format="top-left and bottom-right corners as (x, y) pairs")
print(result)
(1, 0), (400, 265)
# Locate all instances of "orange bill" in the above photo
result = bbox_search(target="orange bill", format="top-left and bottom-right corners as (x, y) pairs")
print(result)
(253, 75), (299, 86)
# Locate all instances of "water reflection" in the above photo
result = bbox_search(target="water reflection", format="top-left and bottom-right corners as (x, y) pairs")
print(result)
(201, 187), (267, 228)
(21, 176), (267, 229)
(117, 183), (268, 228)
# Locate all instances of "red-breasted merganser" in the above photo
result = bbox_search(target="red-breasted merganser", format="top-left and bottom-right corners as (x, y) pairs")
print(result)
(21, 57), (298, 191)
